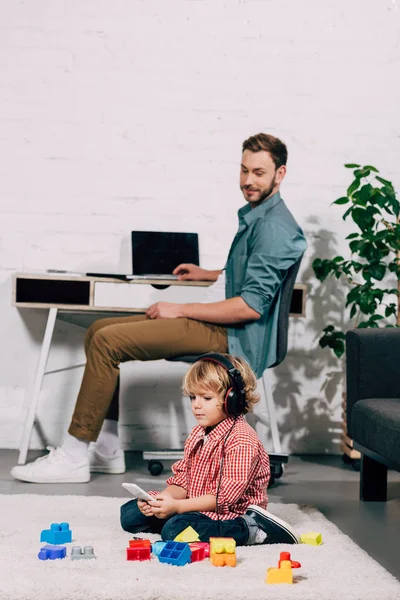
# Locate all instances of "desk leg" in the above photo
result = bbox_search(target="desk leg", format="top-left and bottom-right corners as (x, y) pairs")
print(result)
(18, 308), (58, 465)
(257, 370), (282, 454)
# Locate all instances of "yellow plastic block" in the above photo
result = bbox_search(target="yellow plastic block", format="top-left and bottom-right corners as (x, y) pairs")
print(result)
(209, 537), (236, 555)
(300, 531), (323, 546)
(266, 560), (293, 584)
(174, 526), (200, 543)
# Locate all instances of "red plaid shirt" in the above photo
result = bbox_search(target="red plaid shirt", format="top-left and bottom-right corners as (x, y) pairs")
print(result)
(166, 415), (270, 520)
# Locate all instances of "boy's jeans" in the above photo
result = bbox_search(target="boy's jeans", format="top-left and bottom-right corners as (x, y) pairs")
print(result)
(120, 499), (256, 546)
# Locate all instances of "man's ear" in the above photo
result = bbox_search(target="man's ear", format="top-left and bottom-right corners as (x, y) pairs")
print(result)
(276, 165), (287, 184)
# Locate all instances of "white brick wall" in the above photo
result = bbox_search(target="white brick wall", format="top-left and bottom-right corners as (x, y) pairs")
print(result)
(1, 0), (399, 453)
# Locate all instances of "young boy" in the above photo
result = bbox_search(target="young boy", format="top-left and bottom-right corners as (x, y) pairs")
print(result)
(120, 353), (299, 545)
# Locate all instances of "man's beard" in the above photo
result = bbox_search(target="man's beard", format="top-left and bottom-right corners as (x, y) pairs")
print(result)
(244, 175), (277, 207)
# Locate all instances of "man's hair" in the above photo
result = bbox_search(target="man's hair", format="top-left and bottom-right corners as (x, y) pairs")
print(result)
(182, 354), (260, 414)
(242, 133), (288, 168)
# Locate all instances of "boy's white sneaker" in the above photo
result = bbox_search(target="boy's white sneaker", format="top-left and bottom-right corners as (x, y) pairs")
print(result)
(10, 447), (90, 483)
(245, 505), (300, 544)
(88, 447), (126, 474)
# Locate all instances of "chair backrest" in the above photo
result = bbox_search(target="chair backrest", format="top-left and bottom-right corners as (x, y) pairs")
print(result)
(269, 256), (303, 368)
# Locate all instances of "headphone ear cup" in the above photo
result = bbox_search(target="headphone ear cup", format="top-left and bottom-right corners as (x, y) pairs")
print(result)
(225, 387), (241, 416)
(224, 388), (235, 416)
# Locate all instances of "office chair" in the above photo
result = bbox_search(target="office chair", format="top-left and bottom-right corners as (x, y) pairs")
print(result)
(143, 256), (303, 484)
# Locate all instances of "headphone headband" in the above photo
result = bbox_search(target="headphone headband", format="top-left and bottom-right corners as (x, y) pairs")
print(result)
(197, 353), (246, 416)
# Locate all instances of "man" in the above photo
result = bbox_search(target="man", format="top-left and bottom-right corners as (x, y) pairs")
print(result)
(11, 133), (307, 483)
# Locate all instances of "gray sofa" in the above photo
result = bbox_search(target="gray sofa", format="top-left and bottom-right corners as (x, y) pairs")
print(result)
(346, 328), (400, 501)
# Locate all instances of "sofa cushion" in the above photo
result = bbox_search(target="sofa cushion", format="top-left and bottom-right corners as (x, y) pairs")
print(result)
(350, 398), (400, 469)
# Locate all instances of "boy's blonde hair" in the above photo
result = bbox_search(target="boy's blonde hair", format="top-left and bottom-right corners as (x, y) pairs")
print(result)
(182, 354), (260, 414)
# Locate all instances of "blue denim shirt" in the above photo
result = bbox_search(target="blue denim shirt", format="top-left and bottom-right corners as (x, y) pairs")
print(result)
(225, 191), (307, 377)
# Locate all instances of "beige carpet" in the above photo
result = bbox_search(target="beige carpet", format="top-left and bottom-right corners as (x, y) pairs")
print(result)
(0, 494), (399, 600)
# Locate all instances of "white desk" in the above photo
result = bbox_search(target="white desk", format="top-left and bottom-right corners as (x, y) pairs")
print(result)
(12, 273), (306, 464)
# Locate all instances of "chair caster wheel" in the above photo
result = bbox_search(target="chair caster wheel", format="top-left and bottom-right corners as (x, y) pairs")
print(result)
(148, 460), (164, 476)
(273, 463), (284, 479)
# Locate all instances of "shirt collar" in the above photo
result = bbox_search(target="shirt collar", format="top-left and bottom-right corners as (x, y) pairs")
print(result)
(238, 191), (282, 226)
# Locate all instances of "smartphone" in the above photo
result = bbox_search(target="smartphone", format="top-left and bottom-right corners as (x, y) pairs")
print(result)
(122, 482), (155, 503)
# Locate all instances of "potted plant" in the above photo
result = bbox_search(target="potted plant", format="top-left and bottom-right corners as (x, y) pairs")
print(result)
(312, 164), (400, 466)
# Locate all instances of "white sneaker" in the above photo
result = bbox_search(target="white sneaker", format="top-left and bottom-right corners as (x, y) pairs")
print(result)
(10, 447), (90, 483)
(88, 446), (125, 474)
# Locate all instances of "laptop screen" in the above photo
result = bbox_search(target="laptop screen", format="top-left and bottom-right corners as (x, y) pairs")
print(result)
(131, 231), (199, 275)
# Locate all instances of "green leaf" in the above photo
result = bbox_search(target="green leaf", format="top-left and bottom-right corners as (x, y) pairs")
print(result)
(376, 175), (393, 187)
(323, 325), (335, 333)
(333, 341), (345, 358)
(385, 304), (397, 317)
(363, 165), (379, 173)
(342, 206), (353, 220)
(333, 197), (350, 205)
(344, 163), (361, 168)
(347, 178), (361, 197)
(346, 233), (359, 240)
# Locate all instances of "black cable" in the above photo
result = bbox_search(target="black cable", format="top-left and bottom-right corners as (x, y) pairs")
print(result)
(215, 418), (237, 536)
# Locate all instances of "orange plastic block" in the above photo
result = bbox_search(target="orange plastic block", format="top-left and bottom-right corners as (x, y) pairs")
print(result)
(126, 539), (151, 561)
(211, 552), (237, 567)
(266, 560), (293, 584)
(209, 537), (236, 567)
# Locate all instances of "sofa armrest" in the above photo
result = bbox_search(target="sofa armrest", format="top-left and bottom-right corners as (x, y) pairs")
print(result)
(346, 328), (400, 435)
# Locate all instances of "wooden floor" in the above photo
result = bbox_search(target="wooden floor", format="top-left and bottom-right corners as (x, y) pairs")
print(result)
(1, 450), (399, 581)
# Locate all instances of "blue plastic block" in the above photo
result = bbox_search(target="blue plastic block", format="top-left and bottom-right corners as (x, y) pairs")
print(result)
(152, 541), (167, 557)
(40, 522), (72, 545)
(38, 544), (67, 560)
(158, 541), (191, 566)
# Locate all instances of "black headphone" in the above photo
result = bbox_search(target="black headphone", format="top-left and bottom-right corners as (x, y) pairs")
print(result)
(197, 353), (247, 417)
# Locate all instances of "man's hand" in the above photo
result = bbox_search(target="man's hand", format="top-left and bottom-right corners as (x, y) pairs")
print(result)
(148, 494), (179, 519)
(173, 263), (220, 282)
(146, 301), (185, 320)
(137, 499), (156, 517)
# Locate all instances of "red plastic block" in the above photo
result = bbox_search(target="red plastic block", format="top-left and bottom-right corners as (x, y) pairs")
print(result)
(189, 542), (210, 558)
(189, 545), (205, 562)
(127, 540), (151, 561)
(278, 551), (301, 569)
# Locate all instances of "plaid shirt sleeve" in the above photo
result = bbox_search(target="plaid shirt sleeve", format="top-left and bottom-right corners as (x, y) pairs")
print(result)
(210, 438), (266, 514)
(165, 455), (188, 490)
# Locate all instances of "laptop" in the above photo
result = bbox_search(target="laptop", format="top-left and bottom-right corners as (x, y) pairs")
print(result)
(128, 231), (199, 280)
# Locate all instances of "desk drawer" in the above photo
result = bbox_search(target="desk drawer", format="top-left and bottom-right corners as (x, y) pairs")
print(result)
(94, 282), (208, 309)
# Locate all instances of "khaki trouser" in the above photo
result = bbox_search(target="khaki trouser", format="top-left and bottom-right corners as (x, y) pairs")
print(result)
(68, 315), (228, 441)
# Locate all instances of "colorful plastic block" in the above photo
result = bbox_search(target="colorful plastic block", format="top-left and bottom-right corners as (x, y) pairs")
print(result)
(174, 526), (200, 543)
(209, 537), (236, 567)
(300, 531), (323, 546)
(278, 551), (301, 569)
(71, 546), (96, 560)
(189, 545), (206, 562)
(266, 560), (293, 585)
(127, 539), (151, 561)
(38, 544), (67, 560)
(158, 541), (191, 566)
(189, 542), (210, 558)
(152, 541), (168, 556)
(40, 522), (72, 545)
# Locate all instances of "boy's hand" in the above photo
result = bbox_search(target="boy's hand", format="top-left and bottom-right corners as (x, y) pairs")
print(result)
(149, 494), (179, 519)
(137, 499), (155, 517)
